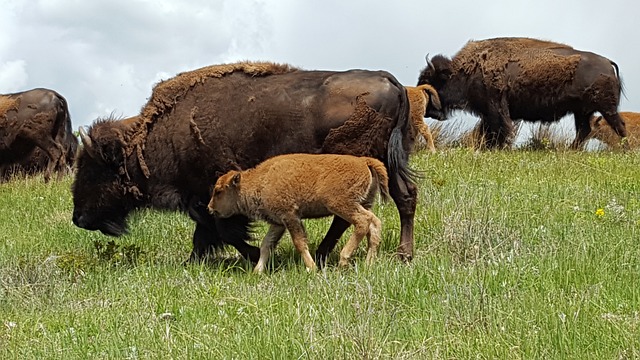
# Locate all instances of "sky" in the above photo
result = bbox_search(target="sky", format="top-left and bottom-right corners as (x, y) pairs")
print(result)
(1, 0), (639, 131)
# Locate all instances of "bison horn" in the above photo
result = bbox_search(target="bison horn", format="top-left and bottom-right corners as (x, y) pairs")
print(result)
(79, 126), (98, 159)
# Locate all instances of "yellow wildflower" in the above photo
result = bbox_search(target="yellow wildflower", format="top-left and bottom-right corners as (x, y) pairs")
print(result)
(595, 208), (605, 217)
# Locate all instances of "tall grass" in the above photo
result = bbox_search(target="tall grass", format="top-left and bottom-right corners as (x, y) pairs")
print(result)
(1, 149), (639, 359)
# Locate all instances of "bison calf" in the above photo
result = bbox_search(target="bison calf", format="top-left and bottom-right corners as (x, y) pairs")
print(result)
(207, 153), (390, 273)
(405, 84), (442, 153)
(588, 112), (639, 149)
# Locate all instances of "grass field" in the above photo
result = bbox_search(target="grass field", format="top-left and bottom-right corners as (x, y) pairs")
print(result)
(1, 148), (639, 359)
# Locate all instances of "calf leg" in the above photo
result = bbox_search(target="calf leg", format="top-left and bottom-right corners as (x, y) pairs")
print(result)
(254, 224), (286, 274)
(336, 206), (376, 267)
(365, 214), (383, 264)
(283, 217), (316, 271)
(389, 172), (417, 262)
(417, 121), (436, 153)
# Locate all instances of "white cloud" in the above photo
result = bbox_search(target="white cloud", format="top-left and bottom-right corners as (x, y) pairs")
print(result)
(0, 0), (638, 129)
(0, 60), (28, 92)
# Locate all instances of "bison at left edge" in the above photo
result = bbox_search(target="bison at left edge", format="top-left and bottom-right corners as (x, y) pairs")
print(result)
(72, 61), (420, 263)
(0, 88), (72, 182)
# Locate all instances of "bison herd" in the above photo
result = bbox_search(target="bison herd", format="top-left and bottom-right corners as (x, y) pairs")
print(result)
(1, 37), (635, 270)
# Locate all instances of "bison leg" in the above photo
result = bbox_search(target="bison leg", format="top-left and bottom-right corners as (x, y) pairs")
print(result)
(187, 201), (260, 263)
(188, 223), (218, 262)
(254, 224), (286, 274)
(283, 217), (317, 271)
(480, 97), (515, 149)
(34, 139), (65, 182)
(389, 172), (417, 262)
(315, 216), (350, 265)
(336, 207), (376, 267)
(572, 112), (597, 149)
(417, 122), (436, 153)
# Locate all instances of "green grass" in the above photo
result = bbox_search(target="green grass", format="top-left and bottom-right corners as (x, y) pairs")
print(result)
(1, 149), (639, 359)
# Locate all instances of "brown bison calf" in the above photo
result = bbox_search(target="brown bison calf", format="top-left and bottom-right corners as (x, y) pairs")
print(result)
(588, 112), (640, 149)
(207, 153), (390, 273)
(405, 84), (442, 153)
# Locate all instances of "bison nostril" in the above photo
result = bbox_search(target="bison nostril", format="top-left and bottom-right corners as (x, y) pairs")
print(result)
(72, 213), (83, 226)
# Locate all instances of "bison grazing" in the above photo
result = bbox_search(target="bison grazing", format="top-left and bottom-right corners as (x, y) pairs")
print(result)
(405, 84), (442, 153)
(418, 37), (628, 149)
(72, 61), (418, 263)
(208, 153), (389, 272)
(0, 88), (72, 182)
(588, 111), (640, 149)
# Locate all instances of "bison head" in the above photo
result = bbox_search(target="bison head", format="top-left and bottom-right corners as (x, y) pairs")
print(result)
(418, 55), (454, 120)
(72, 120), (144, 236)
(207, 170), (242, 219)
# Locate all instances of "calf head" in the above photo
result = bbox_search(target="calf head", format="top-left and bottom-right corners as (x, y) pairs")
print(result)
(419, 84), (444, 120)
(208, 170), (241, 218)
(72, 120), (144, 236)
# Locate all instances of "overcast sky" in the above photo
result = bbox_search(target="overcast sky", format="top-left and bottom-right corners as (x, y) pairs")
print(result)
(1, 0), (638, 130)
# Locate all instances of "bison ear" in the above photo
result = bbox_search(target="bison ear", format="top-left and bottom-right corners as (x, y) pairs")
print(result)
(231, 172), (241, 187)
(422, 85), (442, 110)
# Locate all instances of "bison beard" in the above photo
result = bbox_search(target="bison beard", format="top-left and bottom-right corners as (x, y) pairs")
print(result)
(418, 37), (628, 149)
(72, 61), (418, 264)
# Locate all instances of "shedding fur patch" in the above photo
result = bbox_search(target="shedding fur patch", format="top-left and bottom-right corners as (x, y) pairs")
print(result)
(121, 61), (299, 177)
(321, 95), (391, 159)
(0, 96), (20, 118)
(452, 37), (581, 91)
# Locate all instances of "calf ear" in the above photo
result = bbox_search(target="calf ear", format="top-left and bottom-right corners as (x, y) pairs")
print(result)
(231, 172), (241, 186)
(421, 85), (442, 110)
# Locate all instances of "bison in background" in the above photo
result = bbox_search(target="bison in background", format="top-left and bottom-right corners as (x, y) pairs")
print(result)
(405, 84), (442, 153)
(72, 61), (419, 264)
(0, 88), (72, 182)
(418, 37), (627, 149)
(1, 119), (78, 181)
(208, 153), (389, 272)
(588, 112), (640, 149)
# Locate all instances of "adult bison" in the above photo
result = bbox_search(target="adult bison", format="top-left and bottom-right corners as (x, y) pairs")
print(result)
(72, 61), (421, 263)
(0, 88), (71, 182)
(418, 37), (628, 148)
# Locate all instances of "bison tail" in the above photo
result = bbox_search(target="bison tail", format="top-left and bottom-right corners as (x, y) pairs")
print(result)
(366, 158), (390, 202)
(387, 86), (420, 185)
(610, 60), (627, 101)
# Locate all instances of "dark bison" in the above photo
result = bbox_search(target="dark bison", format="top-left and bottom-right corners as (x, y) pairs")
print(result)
(418, 37), (628, 148)
(1, 115), (77, 180)
(0, 88), (72, 182)
(72, 61), (422, 263)
(588, 111), (640, 149)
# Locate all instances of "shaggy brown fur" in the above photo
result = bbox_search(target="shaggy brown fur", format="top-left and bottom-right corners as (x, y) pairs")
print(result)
(419, 37), (627, 149)
(207, 153), (390, 272)
(588, 112), (640, 149)
(405, 84), (442, 153)
(0, 88), (71, 182)
(453, 38), (580, 92)
(127, 61), (298, 166)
